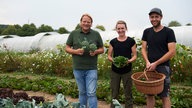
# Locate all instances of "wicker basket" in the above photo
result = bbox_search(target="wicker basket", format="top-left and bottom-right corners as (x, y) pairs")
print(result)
(131, 70), (166, 95)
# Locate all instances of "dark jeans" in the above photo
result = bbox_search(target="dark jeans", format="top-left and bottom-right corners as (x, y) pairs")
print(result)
(110, 70), (133, 108)
(156, 66), (171, 98)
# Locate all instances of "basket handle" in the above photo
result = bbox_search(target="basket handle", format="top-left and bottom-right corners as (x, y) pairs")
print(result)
(143, 68), (149, 80)
(137, 68), (149, 80)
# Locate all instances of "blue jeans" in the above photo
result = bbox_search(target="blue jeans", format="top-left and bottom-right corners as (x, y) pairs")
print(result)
(73, 69), (98, 108)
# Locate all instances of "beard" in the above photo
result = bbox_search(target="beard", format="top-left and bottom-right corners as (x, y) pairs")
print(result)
(152, 21), (161, 28)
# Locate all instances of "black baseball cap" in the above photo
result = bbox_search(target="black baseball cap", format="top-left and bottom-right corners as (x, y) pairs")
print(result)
(149, 8), (162, 16)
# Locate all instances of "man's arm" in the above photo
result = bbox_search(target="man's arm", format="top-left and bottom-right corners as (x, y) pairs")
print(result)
(154, 42), (176, 66)
(90, 46), (104, 56)
(149, 42), (176, 71)
(65, 44), (84, 55)
(141, 41), (150, 68)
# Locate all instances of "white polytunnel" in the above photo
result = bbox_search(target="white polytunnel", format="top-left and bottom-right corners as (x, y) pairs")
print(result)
(1, 35), (35, 52)
(38, 33), (69, 51)
(0, 32), (67, 52)
(0, 26), (191, 52)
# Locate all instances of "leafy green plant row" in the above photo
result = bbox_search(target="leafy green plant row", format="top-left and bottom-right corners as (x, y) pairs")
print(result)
(0, 74), (191, 108)
(0, 93), (83, 108)
(0, 43), (192, 83)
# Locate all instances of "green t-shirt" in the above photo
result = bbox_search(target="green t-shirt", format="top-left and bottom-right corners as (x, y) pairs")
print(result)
(66, 29), (103, 70)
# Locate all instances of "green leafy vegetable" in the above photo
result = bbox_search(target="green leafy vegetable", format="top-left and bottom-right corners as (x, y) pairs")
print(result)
(0, 98), (14, 108)
(15, 100), (34, 108)
(52, 93), (69, 107)
(81, 41), (89, 50)
(89, 43), (97, 52)
(139, 77), (146, 81)
(80, 38), (97, 52)
(113, 56), (128, 68)
(112, 99), (123, 108)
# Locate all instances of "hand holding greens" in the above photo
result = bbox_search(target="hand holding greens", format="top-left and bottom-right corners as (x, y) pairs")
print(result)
(113, 56), (129, 68)
(80, 38), (97, 52)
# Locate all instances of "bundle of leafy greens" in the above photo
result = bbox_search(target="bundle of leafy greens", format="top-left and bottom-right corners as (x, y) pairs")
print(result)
(113, 56), (128, 68)
(89, 43), (97, 52)
(80, 38), (90, 50)
(80, 38), (97, 52)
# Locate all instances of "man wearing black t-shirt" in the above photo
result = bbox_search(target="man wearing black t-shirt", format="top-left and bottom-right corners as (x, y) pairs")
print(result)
(141, 8), (176, 108)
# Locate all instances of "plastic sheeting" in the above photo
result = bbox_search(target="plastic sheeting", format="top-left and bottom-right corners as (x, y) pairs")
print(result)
(0, 32), (66, 52)
(0, 26), (191, 52)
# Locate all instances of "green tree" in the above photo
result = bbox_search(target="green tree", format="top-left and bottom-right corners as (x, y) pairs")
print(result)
(1, 25), (17, 35)
(0, 28), (3, 35)
(14, 24), (22, 30)
(0, 24), (8, 35)
(14, 24), (22, 36)
(75, 24), (80, 30)
(95, 25), (105, 31)
(58, 27), (69, 34)
(37, 24), (54, 33)
(168, 21), (182, 27)
(186, 23), (192, 26)
(17, 23), (37, 36)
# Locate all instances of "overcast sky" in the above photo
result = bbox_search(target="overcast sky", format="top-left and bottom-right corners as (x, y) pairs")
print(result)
(0, 0), (192, 31)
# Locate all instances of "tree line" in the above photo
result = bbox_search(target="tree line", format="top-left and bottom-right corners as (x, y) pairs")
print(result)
(0, 20), (191, 37)
(0, 23), (70, 37)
